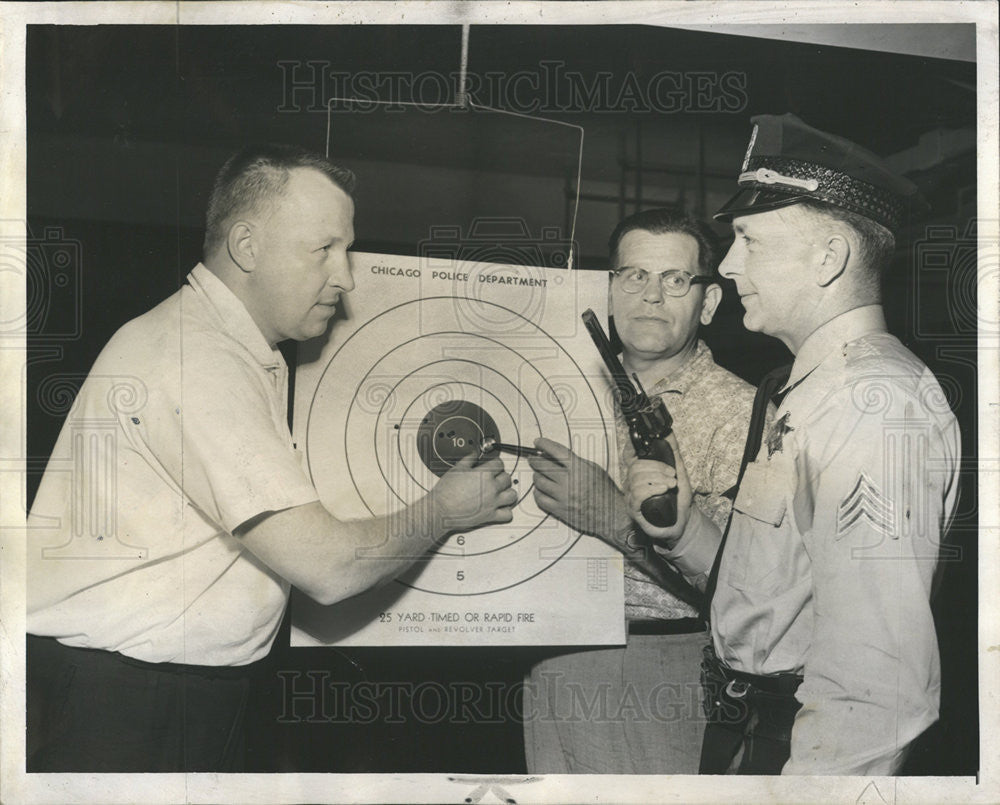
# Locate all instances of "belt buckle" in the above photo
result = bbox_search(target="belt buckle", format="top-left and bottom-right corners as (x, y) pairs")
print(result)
(725, 679), (750, 698)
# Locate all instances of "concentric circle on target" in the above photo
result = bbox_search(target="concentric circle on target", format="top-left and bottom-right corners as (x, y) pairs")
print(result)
(417, 400), (499, 476)
(377, 365), (532, 503)
(304, 296), (611, 596)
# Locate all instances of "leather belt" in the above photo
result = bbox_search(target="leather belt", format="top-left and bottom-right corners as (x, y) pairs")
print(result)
(702, 644), (802, 696)
(628, 617), (705, 635)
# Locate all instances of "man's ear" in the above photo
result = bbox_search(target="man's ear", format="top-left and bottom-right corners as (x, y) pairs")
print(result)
(699, 282), (723, 326)
(816, 231), (850, 287)
(227, 221), (256, 273)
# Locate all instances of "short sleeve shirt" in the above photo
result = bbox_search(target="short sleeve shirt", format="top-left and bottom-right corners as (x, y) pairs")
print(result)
(27, 265), (320, 665)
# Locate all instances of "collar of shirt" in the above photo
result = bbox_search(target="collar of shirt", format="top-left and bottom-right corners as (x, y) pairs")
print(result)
(782, 305), (887, 393)
(187, 263), (286, 372)
(642, 339), (714, 398)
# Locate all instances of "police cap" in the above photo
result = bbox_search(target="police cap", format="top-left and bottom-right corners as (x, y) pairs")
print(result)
(714, 113), (921, 233)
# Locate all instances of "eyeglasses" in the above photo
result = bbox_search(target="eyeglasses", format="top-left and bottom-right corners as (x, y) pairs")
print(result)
(612, 266), (712, 297)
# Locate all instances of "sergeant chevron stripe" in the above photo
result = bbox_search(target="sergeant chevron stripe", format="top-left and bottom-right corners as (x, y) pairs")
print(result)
(836, 472), (895, 539)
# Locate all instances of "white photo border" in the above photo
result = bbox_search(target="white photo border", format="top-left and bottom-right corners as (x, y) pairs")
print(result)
(1, 2), (996, 803)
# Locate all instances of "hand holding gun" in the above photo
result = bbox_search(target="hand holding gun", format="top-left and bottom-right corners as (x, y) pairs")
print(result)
(582, 308), (678, 527)
(579, 309), (703, 610)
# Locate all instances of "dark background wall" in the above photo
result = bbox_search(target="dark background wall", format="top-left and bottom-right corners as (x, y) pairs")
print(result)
(25, 23), (978, 775)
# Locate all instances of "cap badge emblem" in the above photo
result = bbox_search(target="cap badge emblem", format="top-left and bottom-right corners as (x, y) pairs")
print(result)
(738, 167), (819, 193)
(741, 124), (759, 172)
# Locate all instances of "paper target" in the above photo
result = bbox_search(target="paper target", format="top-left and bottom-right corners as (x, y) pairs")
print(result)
(291, 253), (625, 646)
(304, 295), (612, 596)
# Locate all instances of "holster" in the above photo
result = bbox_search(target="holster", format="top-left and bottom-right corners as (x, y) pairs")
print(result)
(700, 644), (803, 743)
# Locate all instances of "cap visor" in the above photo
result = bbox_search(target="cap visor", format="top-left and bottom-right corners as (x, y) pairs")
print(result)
(713, 187), (810, 222)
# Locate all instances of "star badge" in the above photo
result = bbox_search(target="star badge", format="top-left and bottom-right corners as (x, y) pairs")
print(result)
(766, 412), (794, 458)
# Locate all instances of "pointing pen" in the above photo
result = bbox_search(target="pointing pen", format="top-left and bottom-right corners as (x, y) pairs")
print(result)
(478, 436), (547, 458)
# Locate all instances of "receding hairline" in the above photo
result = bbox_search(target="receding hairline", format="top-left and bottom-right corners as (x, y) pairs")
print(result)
(258, 166), (354, 216)
(608, 208), (721, 279)
(612, 227), (712, 278)
(203, 145), (357, 258)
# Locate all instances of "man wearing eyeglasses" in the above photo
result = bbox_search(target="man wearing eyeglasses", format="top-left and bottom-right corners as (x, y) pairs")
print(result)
(522, 208), (762, 774)
(622, 115), (961, 774)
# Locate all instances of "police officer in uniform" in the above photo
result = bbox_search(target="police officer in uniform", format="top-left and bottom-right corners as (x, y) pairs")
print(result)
(624, 114), (961, 775)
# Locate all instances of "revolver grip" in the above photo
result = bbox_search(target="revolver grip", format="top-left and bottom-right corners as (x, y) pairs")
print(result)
(640, 489), (678, 528)
(638, 437), (678, 528)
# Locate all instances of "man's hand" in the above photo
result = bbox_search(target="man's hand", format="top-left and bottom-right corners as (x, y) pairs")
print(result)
(237, 452), (516, 606)
(624, 433), (694, 548)
(530, 436), (705, 607)
(528, 437), (626, 542)
(427, 452), (518, 534)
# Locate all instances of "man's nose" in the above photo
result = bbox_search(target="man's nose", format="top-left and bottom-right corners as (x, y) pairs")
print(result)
(329, 253), (355, 293)
(641, 273), (665, 303)
(719, 243), (742, 279)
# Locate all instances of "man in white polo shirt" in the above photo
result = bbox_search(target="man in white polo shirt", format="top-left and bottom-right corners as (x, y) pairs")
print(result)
(26, 144), (517, 771)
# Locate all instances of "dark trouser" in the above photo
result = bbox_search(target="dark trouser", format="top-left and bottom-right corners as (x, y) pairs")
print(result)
(698, 645), (803, 775)
(27, 635), (257, 772)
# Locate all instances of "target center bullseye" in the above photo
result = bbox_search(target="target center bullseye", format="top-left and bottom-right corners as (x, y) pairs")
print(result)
(416, 400), (501, 477)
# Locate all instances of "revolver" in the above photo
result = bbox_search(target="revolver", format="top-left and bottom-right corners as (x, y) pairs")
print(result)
(582, 308), (678, 528)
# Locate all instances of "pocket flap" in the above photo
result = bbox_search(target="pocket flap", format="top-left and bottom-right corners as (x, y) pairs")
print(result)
(733, 458), (787, 527)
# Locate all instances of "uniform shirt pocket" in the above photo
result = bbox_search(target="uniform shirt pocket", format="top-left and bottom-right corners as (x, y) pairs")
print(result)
(725, 457), (792, 595)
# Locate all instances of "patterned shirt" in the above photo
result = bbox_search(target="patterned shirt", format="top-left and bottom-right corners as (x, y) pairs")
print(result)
(619, 339), (759, 621)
